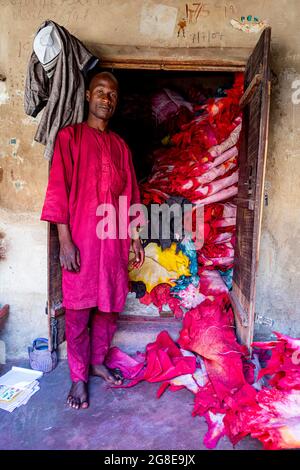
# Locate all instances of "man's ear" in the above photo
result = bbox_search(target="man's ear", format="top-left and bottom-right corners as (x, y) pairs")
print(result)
(86, 90), (90, 102)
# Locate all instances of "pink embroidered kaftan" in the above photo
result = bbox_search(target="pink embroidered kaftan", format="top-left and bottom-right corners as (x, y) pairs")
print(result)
(41, 121), (142, 312)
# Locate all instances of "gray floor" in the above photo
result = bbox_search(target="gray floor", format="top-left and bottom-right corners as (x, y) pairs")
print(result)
(0, 359), (262, 450)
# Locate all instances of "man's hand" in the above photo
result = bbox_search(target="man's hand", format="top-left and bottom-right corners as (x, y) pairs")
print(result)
(57, 224), (80, 272)
(59, 239), (81, 272)
(131, 238), (145, 269)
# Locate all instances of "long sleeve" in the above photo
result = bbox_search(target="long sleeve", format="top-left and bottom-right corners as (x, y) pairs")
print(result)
(24, 53), (49, 118)
(40, 129), (73, 224)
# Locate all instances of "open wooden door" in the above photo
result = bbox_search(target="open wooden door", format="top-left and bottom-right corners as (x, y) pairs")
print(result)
(230, 27), (271, 349)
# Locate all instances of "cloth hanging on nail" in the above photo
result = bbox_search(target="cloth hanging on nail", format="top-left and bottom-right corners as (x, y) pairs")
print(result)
(24, 19), (99, 161)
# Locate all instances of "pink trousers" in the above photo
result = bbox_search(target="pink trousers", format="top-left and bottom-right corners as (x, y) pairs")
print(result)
(65, 308), (118, 383)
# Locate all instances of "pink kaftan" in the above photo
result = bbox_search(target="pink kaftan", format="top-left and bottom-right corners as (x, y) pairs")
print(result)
(41, 121), (142, 312)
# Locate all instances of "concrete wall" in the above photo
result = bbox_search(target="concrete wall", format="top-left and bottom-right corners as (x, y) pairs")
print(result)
(0, 0), (299, 359)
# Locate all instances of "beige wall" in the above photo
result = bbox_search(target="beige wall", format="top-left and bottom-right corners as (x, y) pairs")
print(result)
(0, 0), (299, 358)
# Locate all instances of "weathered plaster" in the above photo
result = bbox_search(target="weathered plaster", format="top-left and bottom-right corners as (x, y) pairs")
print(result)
(0, 0), (299, 358)
(0, 81), (9, 105)
(0, 209), (48, 359)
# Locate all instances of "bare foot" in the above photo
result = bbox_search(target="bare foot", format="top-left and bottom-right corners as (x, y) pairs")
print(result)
(90, 364), (123, 385)
(67, 381), (89, 409)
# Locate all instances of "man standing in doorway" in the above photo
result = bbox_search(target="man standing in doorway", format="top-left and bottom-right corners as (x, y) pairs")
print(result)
(41, 71), (145, 409)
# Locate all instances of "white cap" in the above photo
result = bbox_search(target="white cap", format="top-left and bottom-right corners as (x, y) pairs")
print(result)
(33, 25), (61, 65)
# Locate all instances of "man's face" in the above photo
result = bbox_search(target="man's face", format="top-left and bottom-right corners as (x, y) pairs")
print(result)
(86, 74), (118, 122)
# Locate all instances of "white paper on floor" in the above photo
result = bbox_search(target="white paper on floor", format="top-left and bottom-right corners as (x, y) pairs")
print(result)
(0, 366), (43, 412)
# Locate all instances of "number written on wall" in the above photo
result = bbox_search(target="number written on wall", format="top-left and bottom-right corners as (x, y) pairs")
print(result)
(192, 31), (225, 44)
(185, 2), (237, 23)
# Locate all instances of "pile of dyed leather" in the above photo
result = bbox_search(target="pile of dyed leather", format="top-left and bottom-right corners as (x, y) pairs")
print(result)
(122, 74), (300, 449)
(178, 310), (300, 449)
(107, 318), (300, 449)
(128, 73), (243, 310)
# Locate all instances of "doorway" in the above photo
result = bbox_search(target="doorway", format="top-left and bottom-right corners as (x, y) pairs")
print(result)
(46, 28), (271, 351)
(111, 68), (237, 318)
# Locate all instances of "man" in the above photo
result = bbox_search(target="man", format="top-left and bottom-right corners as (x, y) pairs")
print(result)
(41, 71), (145, 409)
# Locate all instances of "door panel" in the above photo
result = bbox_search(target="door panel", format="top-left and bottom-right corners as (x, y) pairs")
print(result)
(230, 27), (271, 348)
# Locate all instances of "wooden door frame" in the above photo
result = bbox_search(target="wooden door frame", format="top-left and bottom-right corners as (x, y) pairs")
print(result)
(88, 43), (249, 72)
(100, 58), (245, 72)
(99, 54), (246, 73)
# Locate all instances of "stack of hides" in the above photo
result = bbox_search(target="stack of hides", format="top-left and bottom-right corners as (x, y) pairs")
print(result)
(114, 74), (300, 450)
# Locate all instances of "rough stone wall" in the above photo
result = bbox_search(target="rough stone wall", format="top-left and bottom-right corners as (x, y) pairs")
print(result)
(0, 0), (299, 358)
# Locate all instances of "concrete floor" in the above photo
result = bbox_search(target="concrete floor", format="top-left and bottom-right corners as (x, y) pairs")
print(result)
(0, 359), (262, 450)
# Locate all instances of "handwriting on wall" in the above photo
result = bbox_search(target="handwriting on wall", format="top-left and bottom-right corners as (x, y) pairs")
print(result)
(14, 10), (89, 23)
(2, 0), (107, 20)
(185, 2), (210, 21)
(185, 2), (237, 23)
(5, 1), (238, 52)
(191, 30), (225, 44)
(18, 40), (31, 59)
(177, 2), (239, 45)
(1, 0), (106, 5)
